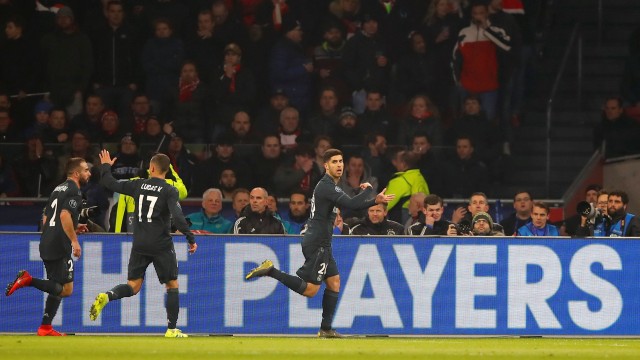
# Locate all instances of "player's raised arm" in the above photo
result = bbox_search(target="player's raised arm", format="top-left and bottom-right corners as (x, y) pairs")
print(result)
(98, 149), (138, 196)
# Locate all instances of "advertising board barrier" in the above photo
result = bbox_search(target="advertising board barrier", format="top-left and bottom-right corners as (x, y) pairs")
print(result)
(0, 233), (637, 335)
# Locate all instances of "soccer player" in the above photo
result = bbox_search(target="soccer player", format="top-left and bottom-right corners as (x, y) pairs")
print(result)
(90, 150), (197, 338)
(5, 158), (91, 336)
(245, 148), (394, 337)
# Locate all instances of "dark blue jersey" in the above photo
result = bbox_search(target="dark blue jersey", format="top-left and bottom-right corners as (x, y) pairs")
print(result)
(303, 174), (376, 247)
(100, 164), (195, 255)
(40, 179), (82, 260)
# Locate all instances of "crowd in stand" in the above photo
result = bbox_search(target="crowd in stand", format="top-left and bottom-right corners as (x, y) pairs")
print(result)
(1, 0), (639, 236)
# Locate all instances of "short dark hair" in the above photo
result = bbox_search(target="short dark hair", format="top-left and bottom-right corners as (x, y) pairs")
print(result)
(150, 153), (171, 174)
(365, 132), (385, 146)
(323, 148), (343, 163)
(532, 201), (550, 214)
(232, 188), (250, 200)
(609, 190), (629, 205)
(65, 157), (86, 176)
(469, 192), (488, 203)
(399, 151), (419, 169)
(513, 190), (532, 202)
(314, 135), (332, 149)
(290, 189), (308, 202)
(424, 194), (443, 207)
(585, 184), (602, 193)
(412, 131), (431, 143)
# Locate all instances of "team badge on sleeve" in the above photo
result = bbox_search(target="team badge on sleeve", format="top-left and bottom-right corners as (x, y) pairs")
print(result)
(69, 199), (78, 208)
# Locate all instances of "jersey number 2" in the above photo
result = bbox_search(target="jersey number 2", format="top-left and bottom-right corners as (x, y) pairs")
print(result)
(138, 195), (158, 222)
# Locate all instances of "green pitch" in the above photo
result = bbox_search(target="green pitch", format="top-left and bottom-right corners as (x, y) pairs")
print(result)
(2, 335), (640, 359)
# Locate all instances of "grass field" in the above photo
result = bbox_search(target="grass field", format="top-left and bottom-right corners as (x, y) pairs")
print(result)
(2, 335), (640, 359)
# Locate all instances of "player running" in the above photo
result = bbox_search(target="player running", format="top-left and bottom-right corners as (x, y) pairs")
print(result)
(246, 148), (394, 337)
(89, 150), (197, 338)
(5, 158), (90, 336)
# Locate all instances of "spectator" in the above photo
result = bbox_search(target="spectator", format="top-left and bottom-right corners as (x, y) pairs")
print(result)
(451, 192), (505, 235)
(191, 134), (251, 195)
(27, 101), (54, 138)
(0, 15), (39, 128)
(395, 31), (437, 102)
(227, 110), (261, 145)
(452, 2), (511, 122)
(12, 134), (58, 197)
(40, 6), (93, 113)
(56, 130), (98, 181)
(412, 132), (446, 196)
(404, 192), (426, 234)
(91, 0), (140, 116)
(443, 136), (490, 198)
(250, 134), (283, 191)
(186, 188), (233, 234)
(331, 106), (363, 146)
(350, 203), (404, 235)
(139, 116), (169, 152)
(0, 107), (22, 143)
(306, 86), (341, 137)
(123, 94), (154, 136)
(560, 184), (601, 236)
(41, 108), (70, 145)
(170, 61), (209, 143)
(332, 207), (350, 235)
(408, 194), (451, 236)
(233, 187), (286, 234)
(211, 0), (249, 49)
(337, 153), (378, 218)
(184, 9), (224, 86)
(165, 132), (197, 192)
(0, 153), (19, 199)
(256, 88), (290, 134)
(500, 190), (533, 236)
(517, 201), (559, 236)
(362, 132), (393, 187)
(269, 17), (313, 114)
(213, 43), (256, 126)
(448, 211), (505, 236)
(110, 133), (142, 181)
(96, 110), (124, 144)
(277, 106), (311, 153)
(231, 188), (251, 220)
(273, 144), (322, 197)
(69, 94), (105, 141)
(579, 190), (640, 237)
(313, 135), (333, 174)
(592, 96), (640, 158)
(342, 11), (390, 112)
(397, 94), (443, 147)
(385, 150), (429, 223)
(219, 168), (238, 199)
(313, 22), (349, 104)
(420, 0), (461, 117)
(358, 89), (394, 138)
(140, 18), (184, 118)
(281, 190), (311, 235)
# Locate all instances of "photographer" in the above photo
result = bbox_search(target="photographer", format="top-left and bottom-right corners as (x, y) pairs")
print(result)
(409, 194), (451, 236)
(447, 212), (504, 236)
(575, 190), (610, 237)
(576, 190), (640, 237)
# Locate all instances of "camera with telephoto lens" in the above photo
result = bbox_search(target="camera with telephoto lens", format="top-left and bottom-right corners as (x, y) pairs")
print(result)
(453, 220), (472, 235)
(79, 199), (97, 223)
(576, 201), (599, 222)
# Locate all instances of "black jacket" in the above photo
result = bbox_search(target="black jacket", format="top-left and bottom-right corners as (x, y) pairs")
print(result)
(408, 213), (451, 236)
(233, 205), (286, 235)
(350, 217), (404, 236)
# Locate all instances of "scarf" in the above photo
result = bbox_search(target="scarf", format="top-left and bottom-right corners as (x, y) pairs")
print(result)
(179, 77), (200, 103)
(228, 64), (242, 93)
(272, 1), (289, 31)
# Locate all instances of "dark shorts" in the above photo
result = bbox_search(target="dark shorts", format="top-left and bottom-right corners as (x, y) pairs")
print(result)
(296, 245), (338, 285)
(44, 256), (74, 284)
(128, 248), (178, 284)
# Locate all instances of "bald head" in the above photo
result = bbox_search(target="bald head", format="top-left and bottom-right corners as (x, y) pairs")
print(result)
(250, 187), (268, 213)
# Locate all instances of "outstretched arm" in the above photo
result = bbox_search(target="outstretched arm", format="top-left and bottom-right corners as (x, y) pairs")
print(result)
(98, 149), (138, 196)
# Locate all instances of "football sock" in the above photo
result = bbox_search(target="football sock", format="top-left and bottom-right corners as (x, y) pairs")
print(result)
(320, 289), (339, 331)
(30, 278), (63, 296)
(269, 268), (307, 295)
(107, 284), (134, 301)
(166, 288), (179, 330)
(42, 295), (62, 325)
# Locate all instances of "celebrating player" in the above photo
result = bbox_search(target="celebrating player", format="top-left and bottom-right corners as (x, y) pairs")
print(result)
(89, 150), (197, 338)
(246, 148), (394, 337)
(5, 158), (90, 336)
